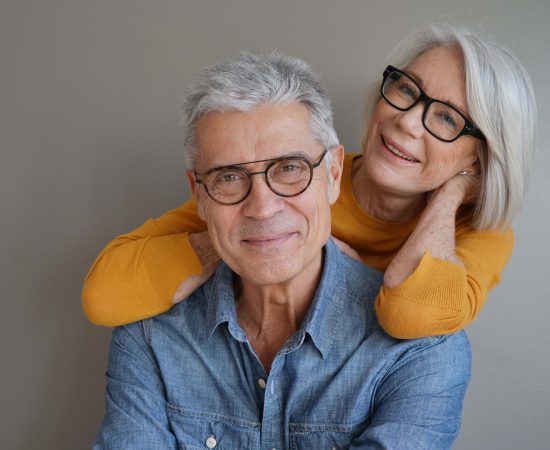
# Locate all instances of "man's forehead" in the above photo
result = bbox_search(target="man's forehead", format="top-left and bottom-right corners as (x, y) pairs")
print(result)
(195, 102), (321, 169)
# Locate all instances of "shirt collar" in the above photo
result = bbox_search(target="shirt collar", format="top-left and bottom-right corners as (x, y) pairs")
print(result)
(202, 238), (349, 357)
(203, 265), (247, 343)
(299, 238), (347, 358)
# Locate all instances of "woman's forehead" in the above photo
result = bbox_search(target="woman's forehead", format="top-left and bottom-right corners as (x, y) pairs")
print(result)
(405, 46), (468, 113)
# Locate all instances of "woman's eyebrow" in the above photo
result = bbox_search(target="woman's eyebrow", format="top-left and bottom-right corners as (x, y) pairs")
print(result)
(405, 68), (424, 86)
(406, 68), (469, 117)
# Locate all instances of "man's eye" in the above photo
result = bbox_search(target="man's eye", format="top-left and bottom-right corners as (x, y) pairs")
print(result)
(216, 171), (244, 183)
(272, 160), (308, 179)
(280, 163), (301, 172)
(221, 173), (241, 183)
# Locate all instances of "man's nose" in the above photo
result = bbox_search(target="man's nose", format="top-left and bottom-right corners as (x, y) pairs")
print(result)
(395, 102), (425, 139)
(241, 174), (284, 220)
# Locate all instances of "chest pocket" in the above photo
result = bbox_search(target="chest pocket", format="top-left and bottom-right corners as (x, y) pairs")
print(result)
(167, 404), (260, 450)
(167, 405), (261, 450)
(289, 421), (365, 450)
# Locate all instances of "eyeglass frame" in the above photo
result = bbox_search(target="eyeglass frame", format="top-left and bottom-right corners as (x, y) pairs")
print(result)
(193, 149), (329, 205)
(381, 65), (486, 143)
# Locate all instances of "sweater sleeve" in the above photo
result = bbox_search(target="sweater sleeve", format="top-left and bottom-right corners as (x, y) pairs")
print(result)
(82, 199), (207, 326)
(374, 226), (514, 338)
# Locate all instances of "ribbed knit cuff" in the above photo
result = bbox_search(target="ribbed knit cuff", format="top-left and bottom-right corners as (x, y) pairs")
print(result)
(384, 251), (467, 311)
(143, 233), (204, 306)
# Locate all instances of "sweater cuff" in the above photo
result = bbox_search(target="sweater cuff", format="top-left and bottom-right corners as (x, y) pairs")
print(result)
(143, 233), (204, 306)
(383, 251), (467, 311)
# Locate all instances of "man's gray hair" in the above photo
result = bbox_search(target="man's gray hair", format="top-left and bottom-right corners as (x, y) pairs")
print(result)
(182, 51), (339, 170)
(361, 24), (537, 230)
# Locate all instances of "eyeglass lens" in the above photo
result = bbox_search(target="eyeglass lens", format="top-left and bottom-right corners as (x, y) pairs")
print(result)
(382, 70), (467, 141)
(203, 157), (314, 204)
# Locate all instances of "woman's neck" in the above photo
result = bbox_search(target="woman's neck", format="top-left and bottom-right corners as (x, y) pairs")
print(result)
(351, 155), (427, 223)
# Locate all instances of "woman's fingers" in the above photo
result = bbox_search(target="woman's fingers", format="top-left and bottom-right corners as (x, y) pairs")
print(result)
(332, 236), (362, 262)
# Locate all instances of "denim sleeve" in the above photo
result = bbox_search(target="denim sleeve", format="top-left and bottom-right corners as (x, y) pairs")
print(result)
(93, 322), (177, 450)
(351, 332), (471, 450)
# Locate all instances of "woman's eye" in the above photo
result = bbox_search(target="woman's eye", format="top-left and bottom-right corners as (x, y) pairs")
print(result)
(438, 112), (458, 129)
(397, 82), (417, 99)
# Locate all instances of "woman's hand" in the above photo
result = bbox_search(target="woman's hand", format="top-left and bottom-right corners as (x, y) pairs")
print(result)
(172, 231), (220, 304)
(383, 165), (477, 289)
(333, 236), (362, 262)
(430, 162), (481, 207)
(188, 231), (220, 274)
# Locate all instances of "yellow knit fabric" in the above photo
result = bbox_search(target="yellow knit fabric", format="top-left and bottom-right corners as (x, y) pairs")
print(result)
(83, 153), (513, 337)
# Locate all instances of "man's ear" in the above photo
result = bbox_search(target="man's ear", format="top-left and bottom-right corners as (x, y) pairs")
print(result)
(187, 170), (198, 196)
(328, 145), (345, 205)
(187, 170), (207, 221)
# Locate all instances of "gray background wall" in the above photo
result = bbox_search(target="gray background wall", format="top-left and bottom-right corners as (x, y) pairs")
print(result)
(1, 0), (549, 448)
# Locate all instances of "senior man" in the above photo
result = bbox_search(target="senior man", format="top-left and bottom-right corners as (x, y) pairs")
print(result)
(93, 52), (471, 450)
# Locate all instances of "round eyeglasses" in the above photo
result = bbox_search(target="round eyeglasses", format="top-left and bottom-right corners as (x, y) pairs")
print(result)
(381, 65), (485, 143)
(194, 150), (328, 205)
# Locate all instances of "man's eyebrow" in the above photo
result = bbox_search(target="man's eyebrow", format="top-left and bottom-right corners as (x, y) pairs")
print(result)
(283, 150), (311, 158)
(207, 150), (311, 171)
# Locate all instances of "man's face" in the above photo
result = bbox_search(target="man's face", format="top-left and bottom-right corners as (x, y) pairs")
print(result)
(190, 102), (343, 288)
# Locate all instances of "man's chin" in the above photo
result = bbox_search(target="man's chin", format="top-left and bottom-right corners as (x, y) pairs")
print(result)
(229, 250), (323, 290)
(237, 267), (301, 288)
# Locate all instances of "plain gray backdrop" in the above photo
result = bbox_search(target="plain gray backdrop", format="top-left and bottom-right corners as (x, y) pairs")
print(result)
(1, 1), (549, 449)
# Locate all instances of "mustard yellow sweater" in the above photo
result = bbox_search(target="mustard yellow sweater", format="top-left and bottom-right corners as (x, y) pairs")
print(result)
(83, 154), (513, 338)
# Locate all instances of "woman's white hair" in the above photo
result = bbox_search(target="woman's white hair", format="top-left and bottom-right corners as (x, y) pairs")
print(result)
(361, 24), (537, 230)
(182, 51), (338, 172)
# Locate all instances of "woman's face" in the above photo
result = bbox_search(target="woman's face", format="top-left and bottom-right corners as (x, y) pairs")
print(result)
(362, 45), (479, 199)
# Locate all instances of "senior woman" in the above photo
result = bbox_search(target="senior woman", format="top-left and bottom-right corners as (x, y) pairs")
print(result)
(83, 24), (536, 338)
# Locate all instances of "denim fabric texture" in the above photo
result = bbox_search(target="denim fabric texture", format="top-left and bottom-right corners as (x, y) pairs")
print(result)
(94, 238), (471, 450)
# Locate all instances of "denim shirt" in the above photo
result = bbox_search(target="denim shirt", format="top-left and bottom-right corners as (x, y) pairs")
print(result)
(94, 239), (471, 450)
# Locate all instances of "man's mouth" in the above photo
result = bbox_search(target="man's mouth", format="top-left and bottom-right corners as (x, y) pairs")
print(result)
(383, 138), (419, 163)
(242, 232), (295, 246)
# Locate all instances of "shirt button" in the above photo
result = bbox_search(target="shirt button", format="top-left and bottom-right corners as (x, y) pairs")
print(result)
(205, 435), (217, 448)
(258, 378), (267, 389)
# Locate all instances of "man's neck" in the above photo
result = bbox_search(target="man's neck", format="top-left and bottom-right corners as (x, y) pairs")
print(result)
(235, 254), (323, 373)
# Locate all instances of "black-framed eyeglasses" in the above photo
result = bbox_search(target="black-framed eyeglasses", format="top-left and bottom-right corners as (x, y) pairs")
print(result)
(381, 65), (485, 143)
(194, 150), (328, 205)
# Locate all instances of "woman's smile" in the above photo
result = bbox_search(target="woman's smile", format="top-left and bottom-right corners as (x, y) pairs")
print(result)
(381, 135), (420, 163)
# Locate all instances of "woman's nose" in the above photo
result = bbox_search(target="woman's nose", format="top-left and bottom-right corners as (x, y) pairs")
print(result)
(395, 102), (425, 139)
